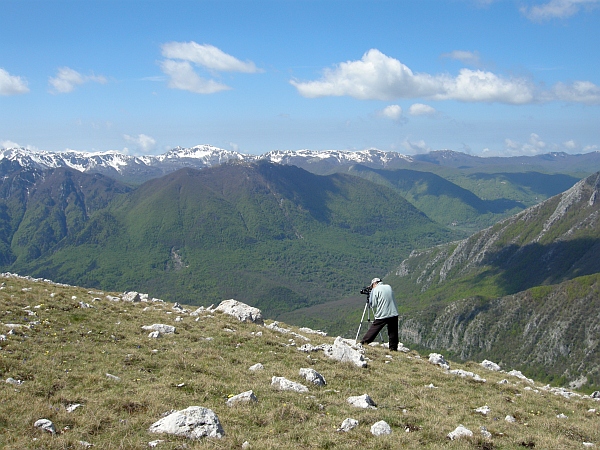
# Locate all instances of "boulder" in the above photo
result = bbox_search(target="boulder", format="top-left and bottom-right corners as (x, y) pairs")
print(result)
(481, 360), (501, 371)
(337, 418), (358, 432)
(371, 420), (392, 436)
(215, 299), (264, 325)
(248, 363), (264, 372)
(325, 337), (367, 368)
(347, 394), (377, 409)
(227, 390), (258, 406)
(271, 376), (308, 393)
(148, 406), (224, 439)
(447, 425), (473, 440)
(34, 419), (56, 434)
(299, 368), (326, 386)
(141, 324), (176, 334)
(428, 353), (450, 369)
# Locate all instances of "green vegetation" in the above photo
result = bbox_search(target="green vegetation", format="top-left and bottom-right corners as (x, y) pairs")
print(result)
(1, 275), (599, 449)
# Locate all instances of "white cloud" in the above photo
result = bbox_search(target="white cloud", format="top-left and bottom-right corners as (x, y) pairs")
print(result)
(290, 49), (535, 104)
(124, 134), (156, 153)
(161, 41), (261, 73)
(159, 41), (261, 94)
(441, 50), (481, 67)
(291, 48), (600, 105)
(48, 67), (107, 94)
(1, 139), (21, 149)
(547, 80), (600, 104)
(160, 60), (231, 94)
(402, 138), (431, 154)
(379, 104), (403, 120)
(0, 68), (29, 95)
(520, 0), (599, 21)
(409, 103), (437, 116)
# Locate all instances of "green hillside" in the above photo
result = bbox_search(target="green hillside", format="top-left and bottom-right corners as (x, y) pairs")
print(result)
(1, 274), (599, 449)
(4, 162), (457, 317)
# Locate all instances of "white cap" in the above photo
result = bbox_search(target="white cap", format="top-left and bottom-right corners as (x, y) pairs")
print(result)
(371, 278), (382, 285)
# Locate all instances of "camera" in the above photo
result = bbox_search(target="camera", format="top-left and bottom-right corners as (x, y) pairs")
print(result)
(360, 286), (372, 296)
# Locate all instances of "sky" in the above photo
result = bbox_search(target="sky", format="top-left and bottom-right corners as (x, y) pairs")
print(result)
(1, 0), (599, 157)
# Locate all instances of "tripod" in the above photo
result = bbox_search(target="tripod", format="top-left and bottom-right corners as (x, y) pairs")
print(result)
(355, 300), (384, 343)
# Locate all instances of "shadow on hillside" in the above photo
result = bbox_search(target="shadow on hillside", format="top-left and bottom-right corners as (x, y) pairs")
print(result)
(483, 237), (600, 295)
(471, 172), (579, 198)
(371, 168), (525, 214)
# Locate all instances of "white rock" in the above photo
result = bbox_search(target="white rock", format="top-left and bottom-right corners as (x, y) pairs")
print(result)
(34, 419), (56, 434)
(248, 363), (264, 372)
(106, 373), (121, 381)
(557, 413), (568, 419)
(429, 353), (450, 369)
(505, 415), (517, 423)
(226, 390), (258, 406)
(122, 291), (141, 302)
(447, 425), (473, 440)
(148, 440), (164, 448)
(347, 394), (377, 409)
(271, 376), (308, 393)
(142, 324), (176, 334)
(481, 360), (501, 371)
(371, 420), (392, 436)
(475, 405), (490, 415)
(337, 418), (358, 432)
(449, 369), (486, 383)
(6, 377), (23, 386)
(583, 442), (595, 447)
(242, 441), (251, 449)
(148, 331), (161, 338)
(507, 370), (534, 384)
(299, 368), (326, 386)
(148, 406), (224, 439)
(215, 299), (264, 325)
(325, 337), (367, 368)
(66, 403), (82, 413)
(480, 426), (492, 439)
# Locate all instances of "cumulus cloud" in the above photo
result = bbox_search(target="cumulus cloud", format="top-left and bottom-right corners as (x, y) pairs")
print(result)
(441, 50), (482, 67)
(409, 103), (437, 116)
(0, 68), (29, 95)
(1, 139), (21, 149)
(520, 0), (599, 21)
(290, 48), (600, 105)
(124, 134), (156, 153)
(379, 104), (403, 120)
(160, 60), (230, 94)
(48, 67), (107, 94)
(290, 49), (534, 104)
(159, 41), (261, 94)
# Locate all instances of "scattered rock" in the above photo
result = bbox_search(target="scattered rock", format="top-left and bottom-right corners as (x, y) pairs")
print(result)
(122, 291), (141, 302)
(226, 390), (258, 406)
(556, 413), (568, 419)
(299, 368), (326, 386)
(347, 394), (377, 409)
(447, 424), (473, 440)
(480, 426), (492, 439)
(106, 373), (121, 381)
(271, 376), (308, 393)
(505, 415), (517, 423)
(337, 418), (358, 432)
(481, 360), (501, 371)
(34, 419), (56, 435)
(507, 370), (534, 384)
(6, 377), (23, 386)
(449, 369), (486, 383)
(66, 403), (82, 413)
(148, 406), (224, 439)
(429, 353), (450, 369)
(215, 299), (264, 325)
(248, 363), (264, 372)
(371, 420), (392, 436)
(325, 337), (367, 368)
(475, 405), (490, 415)
(148, 440), (164, 448)
(141, 324), (176, 334)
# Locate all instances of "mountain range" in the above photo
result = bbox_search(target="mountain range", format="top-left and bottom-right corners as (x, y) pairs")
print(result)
(2, 145), (600, 389)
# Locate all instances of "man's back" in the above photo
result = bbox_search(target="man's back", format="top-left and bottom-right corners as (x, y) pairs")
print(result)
(370, 283), (398, 319)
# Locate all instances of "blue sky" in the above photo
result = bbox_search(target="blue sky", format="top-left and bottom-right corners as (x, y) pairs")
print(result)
(1, 0), (599, 157)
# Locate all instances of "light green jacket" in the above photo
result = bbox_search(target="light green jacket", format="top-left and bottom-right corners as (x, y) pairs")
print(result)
(370, 283), (398, 319)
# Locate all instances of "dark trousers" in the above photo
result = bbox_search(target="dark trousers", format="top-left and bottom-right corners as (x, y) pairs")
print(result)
(360, 315), (399, 351)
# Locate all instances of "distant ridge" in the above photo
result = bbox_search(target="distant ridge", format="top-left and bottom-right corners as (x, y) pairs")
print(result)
(2, 145), (599, 183)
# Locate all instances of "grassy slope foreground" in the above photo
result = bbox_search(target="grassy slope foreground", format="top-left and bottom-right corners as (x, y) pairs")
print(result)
(1, 274), (599, 449)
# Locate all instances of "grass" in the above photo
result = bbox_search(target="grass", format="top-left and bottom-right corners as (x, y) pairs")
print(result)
(1, 274), (599, 449)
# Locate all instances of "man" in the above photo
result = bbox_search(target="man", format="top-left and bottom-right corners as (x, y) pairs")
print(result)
(359, 277), (399, 351)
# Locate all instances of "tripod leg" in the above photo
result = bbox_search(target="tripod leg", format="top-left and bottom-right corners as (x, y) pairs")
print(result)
(355, 303), (369, 342)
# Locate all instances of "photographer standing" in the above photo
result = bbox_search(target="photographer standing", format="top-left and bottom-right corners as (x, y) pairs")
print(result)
(359, 277), (399, 351)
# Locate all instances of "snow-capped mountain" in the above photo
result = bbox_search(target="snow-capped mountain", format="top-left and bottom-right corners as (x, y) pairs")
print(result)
(0, 145), (415, 182)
